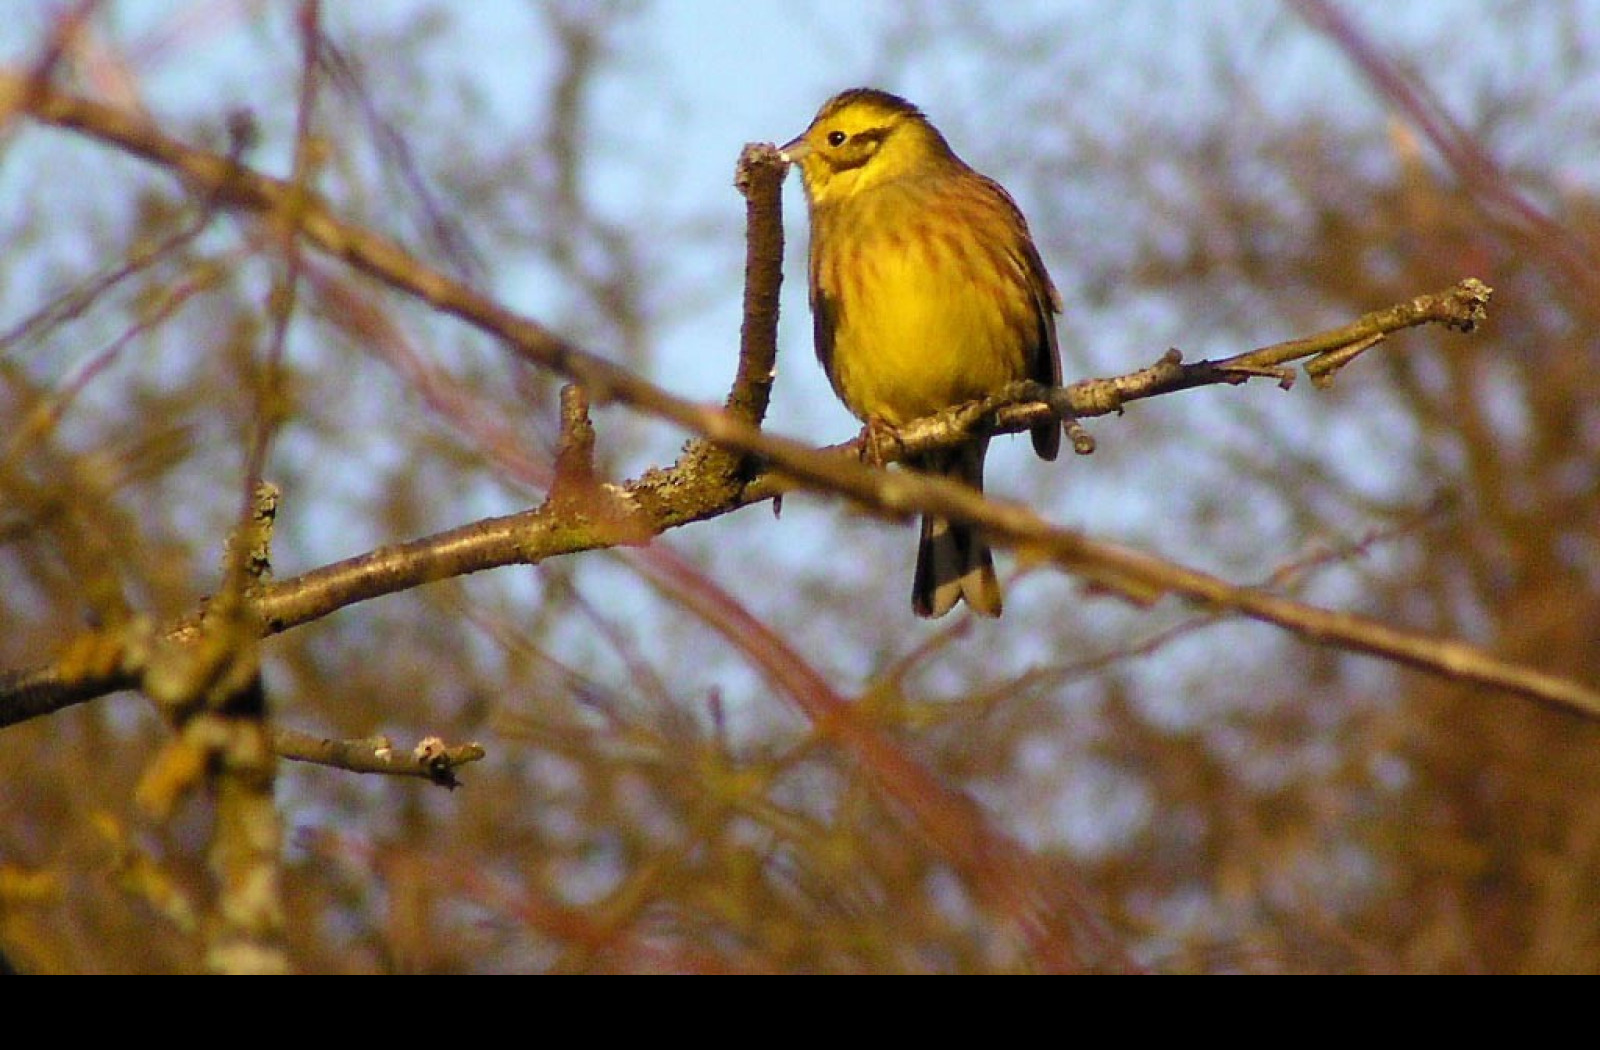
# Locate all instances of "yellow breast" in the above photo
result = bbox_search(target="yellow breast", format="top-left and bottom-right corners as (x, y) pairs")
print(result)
(812, 181), (1039, 427)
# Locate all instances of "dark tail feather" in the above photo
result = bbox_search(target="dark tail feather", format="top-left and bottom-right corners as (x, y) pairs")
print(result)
(911, 440), (1001, 618)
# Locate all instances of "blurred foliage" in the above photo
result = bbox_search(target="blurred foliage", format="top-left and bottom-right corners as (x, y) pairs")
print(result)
(1, 1), (1598, 972)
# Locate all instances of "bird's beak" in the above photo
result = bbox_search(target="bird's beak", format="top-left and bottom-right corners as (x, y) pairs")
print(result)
(778, 136), (811, 164)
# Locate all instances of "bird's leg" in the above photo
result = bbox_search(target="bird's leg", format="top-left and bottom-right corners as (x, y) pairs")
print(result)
(859, 416), (904, 468)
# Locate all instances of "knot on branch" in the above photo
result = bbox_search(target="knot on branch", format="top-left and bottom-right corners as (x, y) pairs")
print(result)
(1441, 277), (1493, 332)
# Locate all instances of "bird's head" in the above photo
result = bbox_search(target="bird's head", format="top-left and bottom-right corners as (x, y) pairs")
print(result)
(780, 88), (956, 205)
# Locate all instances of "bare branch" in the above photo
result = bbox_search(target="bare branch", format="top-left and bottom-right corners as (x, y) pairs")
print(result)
(891, 278), (1493, 459)
(2, 74), (1592, 733)
(274, 728), (485, 788)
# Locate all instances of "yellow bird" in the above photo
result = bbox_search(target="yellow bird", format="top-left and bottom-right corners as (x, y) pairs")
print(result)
(780, 88), (1062, 617)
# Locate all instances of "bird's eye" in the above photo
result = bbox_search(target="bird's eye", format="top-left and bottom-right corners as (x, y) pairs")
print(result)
(827, 130), (847, 147)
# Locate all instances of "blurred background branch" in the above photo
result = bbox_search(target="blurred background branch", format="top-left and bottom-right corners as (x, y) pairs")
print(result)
(2, 0), (1598, 973)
